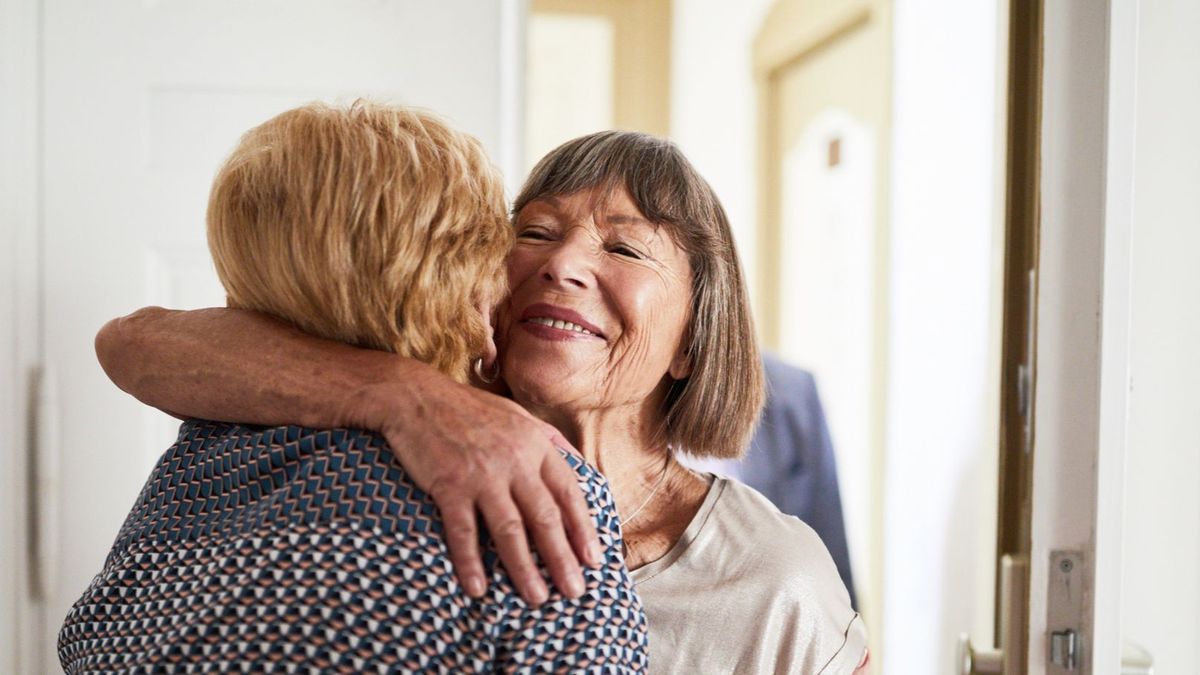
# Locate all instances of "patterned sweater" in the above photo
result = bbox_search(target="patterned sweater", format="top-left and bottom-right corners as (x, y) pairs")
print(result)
(59, 420), (648, 673)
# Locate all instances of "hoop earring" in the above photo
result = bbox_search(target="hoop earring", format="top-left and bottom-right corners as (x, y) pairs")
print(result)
(473, 357), (500, 384)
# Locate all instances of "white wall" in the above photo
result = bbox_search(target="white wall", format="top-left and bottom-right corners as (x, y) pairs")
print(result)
(0, 0), (44, 670)
(883, 1), (1005, 672)
(1121, 0), (1200, 669)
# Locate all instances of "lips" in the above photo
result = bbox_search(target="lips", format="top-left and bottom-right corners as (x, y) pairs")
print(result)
(519, 303), (606, 339)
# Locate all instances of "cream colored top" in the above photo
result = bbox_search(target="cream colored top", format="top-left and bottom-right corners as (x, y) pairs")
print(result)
(632, 475), (867, 674)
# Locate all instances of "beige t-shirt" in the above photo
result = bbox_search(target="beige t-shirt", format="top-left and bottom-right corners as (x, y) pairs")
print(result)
(631, 475), (866, 674)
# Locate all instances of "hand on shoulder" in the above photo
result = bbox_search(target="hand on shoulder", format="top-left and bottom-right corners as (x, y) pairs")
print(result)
(351, 364), (604, 606)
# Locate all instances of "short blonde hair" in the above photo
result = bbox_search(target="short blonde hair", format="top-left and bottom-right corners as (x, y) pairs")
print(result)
(515, 131), (765, 458)
(207, 101), (511, 382)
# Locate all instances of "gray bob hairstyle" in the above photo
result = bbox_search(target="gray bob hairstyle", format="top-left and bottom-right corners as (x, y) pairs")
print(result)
(513, 131), (766, 458)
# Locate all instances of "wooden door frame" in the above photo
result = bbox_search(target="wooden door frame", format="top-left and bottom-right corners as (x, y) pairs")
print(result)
(0, 0), (44, 672)
(994, 1), (1041, 670)
(1024, 0), (1137, 672)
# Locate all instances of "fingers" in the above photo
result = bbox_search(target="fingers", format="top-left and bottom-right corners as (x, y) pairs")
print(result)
(478, 490), (549, 606)
(511, 473), (586, 601)
(542, 454), (603, 569)
(378, 387), (591, 607)
(437, 493), (487, 598)
(547, 426), (579, 457)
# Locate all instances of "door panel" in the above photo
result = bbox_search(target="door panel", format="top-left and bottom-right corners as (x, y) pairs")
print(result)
(40, 1), (519, 669)
(1119, 0), (1200, 668)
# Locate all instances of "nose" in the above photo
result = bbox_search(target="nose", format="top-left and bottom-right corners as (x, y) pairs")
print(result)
(538, 230), (595, 290)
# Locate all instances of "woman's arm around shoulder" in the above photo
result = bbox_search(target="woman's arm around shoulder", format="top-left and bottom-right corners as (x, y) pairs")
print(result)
(95, 305), (602, 606)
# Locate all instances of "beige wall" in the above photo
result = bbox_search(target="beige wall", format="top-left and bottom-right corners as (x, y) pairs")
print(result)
(1120, 0), (1200, 668)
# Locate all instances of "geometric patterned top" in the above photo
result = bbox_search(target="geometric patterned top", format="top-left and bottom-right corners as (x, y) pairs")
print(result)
(58, 420), (649, 673)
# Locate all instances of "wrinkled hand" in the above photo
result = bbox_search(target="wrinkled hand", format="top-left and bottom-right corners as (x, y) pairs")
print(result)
(353, 369), (601, 606)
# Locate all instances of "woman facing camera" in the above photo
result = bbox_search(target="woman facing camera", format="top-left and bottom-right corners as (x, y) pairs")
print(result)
(58, 102), (648, 673)
(95, 131), (869, 672)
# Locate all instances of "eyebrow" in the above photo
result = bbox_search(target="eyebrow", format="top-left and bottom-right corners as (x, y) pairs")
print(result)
(604, 213), (651, 226)
(529, 195), (652, 228)
(528, 192), (652, 228)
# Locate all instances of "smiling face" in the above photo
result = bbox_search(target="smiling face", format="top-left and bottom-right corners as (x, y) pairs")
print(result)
(497, 185), (694, 420)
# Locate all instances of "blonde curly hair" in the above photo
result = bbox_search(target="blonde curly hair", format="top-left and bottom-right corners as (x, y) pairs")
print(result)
(207, 100), (511, 382)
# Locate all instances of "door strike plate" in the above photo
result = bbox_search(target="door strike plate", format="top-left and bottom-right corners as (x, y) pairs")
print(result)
(1047, 550), (1084, 673)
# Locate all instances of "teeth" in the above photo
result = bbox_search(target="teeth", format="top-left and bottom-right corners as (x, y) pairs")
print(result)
(528, 317), (595, 336)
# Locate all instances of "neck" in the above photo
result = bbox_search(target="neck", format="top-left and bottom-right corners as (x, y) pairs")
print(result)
(529, 397), (670, 519)
(516, 387), (711, 569)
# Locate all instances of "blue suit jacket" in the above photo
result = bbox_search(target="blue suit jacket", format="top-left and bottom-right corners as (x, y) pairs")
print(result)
(742, 353), (857, 608)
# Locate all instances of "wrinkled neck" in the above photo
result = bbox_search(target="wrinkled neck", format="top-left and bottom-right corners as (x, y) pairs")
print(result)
(523, 394), (672, 517)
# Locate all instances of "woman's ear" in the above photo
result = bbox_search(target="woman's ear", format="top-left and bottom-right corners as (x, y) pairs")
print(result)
(477, 299), (498, 370)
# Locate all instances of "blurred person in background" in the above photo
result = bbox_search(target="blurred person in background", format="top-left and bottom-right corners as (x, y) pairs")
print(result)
(58, 101), (648, 673)
(684, 353), (857, 609)
(95, 130), (868, 673)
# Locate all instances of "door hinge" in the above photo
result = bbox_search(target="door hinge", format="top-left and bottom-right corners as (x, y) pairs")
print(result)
(1020, 268), (1037, 454)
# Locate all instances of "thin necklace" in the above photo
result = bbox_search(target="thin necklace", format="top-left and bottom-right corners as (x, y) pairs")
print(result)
(619, 449), (672, 527)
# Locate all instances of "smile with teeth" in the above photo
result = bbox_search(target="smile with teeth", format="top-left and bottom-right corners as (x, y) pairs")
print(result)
(527, 317), (597, 336)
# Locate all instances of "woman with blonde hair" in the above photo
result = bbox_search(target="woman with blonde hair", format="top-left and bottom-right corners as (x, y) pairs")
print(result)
(58, 101), (648, 673)
(94, 130), (868, 672)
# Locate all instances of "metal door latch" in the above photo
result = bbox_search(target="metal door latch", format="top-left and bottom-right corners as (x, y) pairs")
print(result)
(1050, 630), (1078, 670)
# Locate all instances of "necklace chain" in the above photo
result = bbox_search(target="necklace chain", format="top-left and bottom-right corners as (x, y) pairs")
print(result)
(618, 449), (672, 527)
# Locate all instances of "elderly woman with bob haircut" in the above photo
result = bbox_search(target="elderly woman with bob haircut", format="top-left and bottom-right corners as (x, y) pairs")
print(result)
(59, 101), (649, 673)
(95, 129), (869, 671)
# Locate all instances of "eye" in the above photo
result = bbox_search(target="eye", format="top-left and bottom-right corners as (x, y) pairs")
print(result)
(516, 225), (554, 241)
(608, 243), (645, 260)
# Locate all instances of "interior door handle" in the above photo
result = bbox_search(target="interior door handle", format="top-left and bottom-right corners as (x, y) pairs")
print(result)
(30, 363), (61, 601)
(958, 634), (1003, 674)
(1121, 640), (1153, 675)
(957, 554), (1028, 675)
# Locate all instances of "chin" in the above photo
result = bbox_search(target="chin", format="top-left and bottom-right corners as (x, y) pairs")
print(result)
(503, 359), (590, 408)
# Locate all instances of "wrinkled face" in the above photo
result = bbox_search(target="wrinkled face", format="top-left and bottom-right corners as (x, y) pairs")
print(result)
(497, 186), (694, 415)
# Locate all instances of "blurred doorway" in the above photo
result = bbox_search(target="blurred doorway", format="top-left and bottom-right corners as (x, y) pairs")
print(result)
(753, 2), (892, 663)
(524, 0), (670, 173)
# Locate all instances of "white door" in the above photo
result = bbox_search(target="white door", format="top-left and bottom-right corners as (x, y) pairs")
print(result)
(1030, 1), (1200, 673)
(1025, 1), (1132, 672)
(959, 1), (1140, 673)
(1117, 0), (1200, 670)
(29, 2), (523, 670)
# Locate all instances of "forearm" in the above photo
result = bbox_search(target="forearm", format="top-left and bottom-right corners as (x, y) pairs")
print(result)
(95, 306), (429, 431)
(96, 306), (599, 604)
